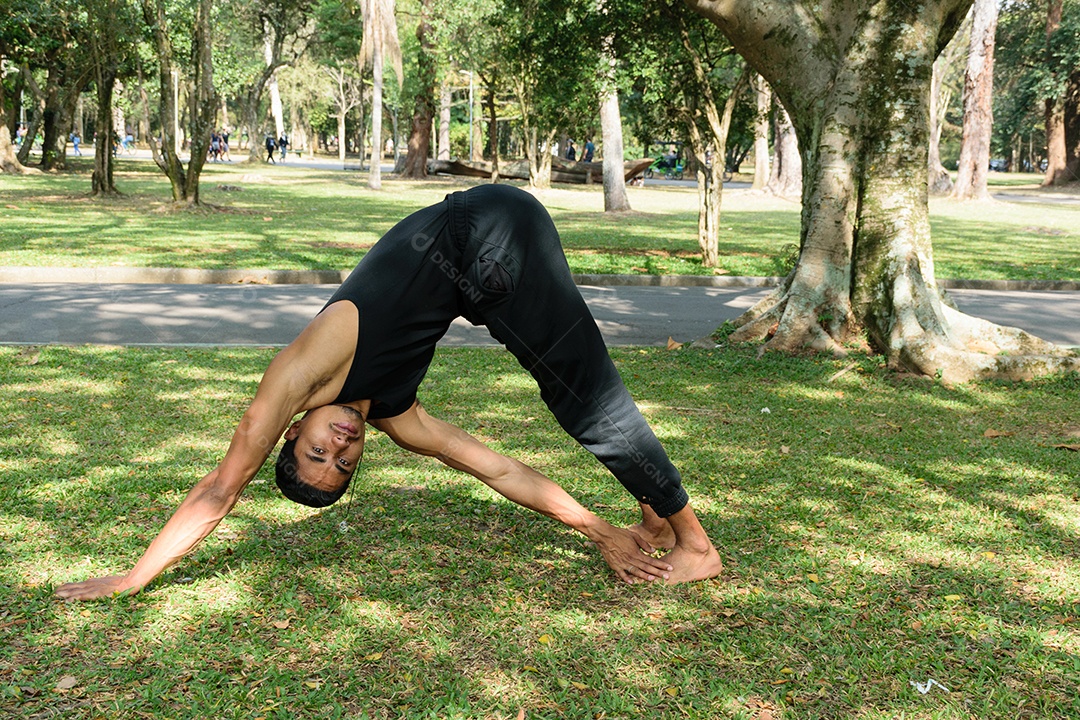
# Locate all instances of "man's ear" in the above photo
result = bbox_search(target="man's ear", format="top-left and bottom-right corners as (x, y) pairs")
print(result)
(283, 421), (302, 440)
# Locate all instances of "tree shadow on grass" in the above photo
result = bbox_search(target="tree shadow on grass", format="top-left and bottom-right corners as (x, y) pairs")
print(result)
(2, 346), (1078, 718)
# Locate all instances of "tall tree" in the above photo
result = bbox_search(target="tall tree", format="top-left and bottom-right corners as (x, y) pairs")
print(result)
(2, 0), (91, 171)
(952, 0), (998, 200)
(401, 0), (435, 178)
(1043, 0), (1069, 184)
(1067, 68), (1080, 177)
(141, 0), (216, 205)
(86, 0), (138, 195)
(676, 21), (749, 267)
(686, 0), (1078, 381)
(765, 100), (801, 196)
(431, 0), (500, 165)
(598, 1), (631, 211)
(750, 73), (771, 191)
(360, 0), (403, 189)
(622, 1), (751, 267)
(994, 0), (1080, 177)
(15, 66), (43, 166)
(313, 0), (364, 166)
(0, 58), (28, 174)
(928, 11), (969, 194)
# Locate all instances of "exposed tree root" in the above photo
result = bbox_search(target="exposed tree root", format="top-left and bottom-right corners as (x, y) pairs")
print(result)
(725, 277), (1079, 384)
(1, 159), (40, 175)
(729, 276), (853, 357)
(892, 303), (1080, 383)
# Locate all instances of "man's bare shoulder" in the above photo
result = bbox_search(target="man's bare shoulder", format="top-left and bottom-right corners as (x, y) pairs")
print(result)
(262, 300), (360, 408)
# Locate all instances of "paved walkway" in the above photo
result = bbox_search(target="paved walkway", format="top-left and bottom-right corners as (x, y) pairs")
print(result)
(1, 282), (1077, 349)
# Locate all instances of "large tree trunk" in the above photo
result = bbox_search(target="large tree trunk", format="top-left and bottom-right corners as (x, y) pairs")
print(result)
(686, 0), (1078, 382)
(766, 102), (801, 197)
(369, 43), (384, 189)
(1065, 69), (1080, 180)
(0, 61), (29, 174)
(599, 35), (631, 212)
(1043, 0), (1069, 186)
(600, 87), (631, 212)
(525, 125), (555, 189)
(145, 0), (190, 198)
(952, 0), (997, 200)
(751, 73), (771, 191)
(0, 124), (24, 173)
(928, 58), (955, 195)
(402, 1), (434, 179)
(438, 78), (451, 160)
(49, 77), (85, 171)
(17, 66), (43, 166)
(265, 33), (285, 142)
(241, 100), (263, 163)
(182, 0), (215, 204)
(483, 73), (499, 181)
(39, 65), (65, 170)
(91, 65), (119, 195)
(928, 10), (967, 194)
(142, 0), (214, 205)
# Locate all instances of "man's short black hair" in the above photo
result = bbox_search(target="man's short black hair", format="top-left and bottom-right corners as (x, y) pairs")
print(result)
(275, 438), (351, 508)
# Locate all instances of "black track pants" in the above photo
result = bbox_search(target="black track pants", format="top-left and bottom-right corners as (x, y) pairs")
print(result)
(448, 185), (689, 517)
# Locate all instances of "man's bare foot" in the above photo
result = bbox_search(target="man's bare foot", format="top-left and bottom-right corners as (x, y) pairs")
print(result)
(628, 520), (676, 551)
(660, 543), (723, 584)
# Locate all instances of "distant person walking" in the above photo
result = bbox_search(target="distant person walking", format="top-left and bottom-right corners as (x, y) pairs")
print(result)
(278, 134), (288, 162)
(565, 140), (576, 162)
(582, 138), (595, 163)
(265, 134), (277, 164)
(70, 132), (81, 156)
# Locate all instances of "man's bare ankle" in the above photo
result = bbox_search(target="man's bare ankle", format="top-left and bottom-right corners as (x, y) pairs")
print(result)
(674, 536), (714, 554)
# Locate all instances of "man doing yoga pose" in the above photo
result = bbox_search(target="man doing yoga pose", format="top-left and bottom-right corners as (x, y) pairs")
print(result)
(56, 184), (722, 601)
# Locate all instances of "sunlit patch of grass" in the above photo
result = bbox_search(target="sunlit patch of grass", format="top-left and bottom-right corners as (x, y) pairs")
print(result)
(2, 344), (1078, 717)
(2, 162), (1078, 280)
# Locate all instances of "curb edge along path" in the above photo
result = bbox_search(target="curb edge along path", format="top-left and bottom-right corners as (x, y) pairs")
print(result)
(1, 266), (1078, 291)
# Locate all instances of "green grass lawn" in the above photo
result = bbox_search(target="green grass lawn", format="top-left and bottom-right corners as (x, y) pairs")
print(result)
(1, 159), (1078, 281)
(2, 344), (1078, 719)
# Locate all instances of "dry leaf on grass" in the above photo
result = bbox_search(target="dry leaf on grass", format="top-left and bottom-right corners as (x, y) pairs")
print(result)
(984, 429), (1014, 438)
(827, 361), (858, 382)
(666, 336), (683, 350)
(55, 676), (78, 690)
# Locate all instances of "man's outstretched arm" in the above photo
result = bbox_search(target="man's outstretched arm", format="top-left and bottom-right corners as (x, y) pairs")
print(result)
(55, 305), (359, 601)
(371, 403), (674, 584)
(53, 466), (244, 600)
(53, 398), (290, 601)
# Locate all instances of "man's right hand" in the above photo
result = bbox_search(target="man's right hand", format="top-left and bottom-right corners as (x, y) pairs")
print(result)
(54, 575), (136, 602)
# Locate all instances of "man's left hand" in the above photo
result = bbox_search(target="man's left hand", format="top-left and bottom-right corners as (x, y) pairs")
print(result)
(591, 525), (673, 584)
